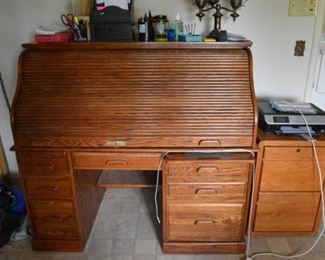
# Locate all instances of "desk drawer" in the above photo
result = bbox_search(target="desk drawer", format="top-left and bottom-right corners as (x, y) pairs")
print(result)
(263, 147), (325, 161)
(260, 161), (325, 192)
(18, 151), (69, 177)
(167, 203), (244, 242)
(168, 183), (246, 203)
(29, 200), (78, 240)
(24, 179), (72, 199)
(167, 160), (249, 183)
(254, 192), (319, 232)
(73, 152), (161, 170)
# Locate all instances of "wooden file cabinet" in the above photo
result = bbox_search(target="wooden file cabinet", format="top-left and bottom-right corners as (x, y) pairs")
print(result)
(163, 153), (254, 253)
(252, 130), (325, 235)
(16, 150), (105, 251)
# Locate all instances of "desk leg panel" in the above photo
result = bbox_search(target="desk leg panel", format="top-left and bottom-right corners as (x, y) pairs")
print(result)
(74, 169), (105, 246)
(163, 242), (246, 254)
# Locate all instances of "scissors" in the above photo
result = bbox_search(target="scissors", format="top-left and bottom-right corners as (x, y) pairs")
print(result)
(61, 13), (84, 41)
(61, 13), (75, 27)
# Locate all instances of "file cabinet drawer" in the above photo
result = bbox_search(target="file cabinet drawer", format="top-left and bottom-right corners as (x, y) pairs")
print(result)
(254, 202), (319, 232)
(260, 160), (325, 192)
(167, 160), (250, 183)
(24, 179), (73, 199)
(73, 152), (161, 170)
(29, 200), (78, 240)
(166, 203), (244, 242)
(18, 151), (69, 177)
(168, 183), (247, 203)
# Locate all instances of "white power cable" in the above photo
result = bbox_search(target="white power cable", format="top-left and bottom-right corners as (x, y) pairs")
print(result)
(246, 100), (325, 260)
(155, 152), (170, 224)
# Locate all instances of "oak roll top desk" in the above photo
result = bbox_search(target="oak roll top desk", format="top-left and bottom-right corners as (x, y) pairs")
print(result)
(11, 42), (258, 253)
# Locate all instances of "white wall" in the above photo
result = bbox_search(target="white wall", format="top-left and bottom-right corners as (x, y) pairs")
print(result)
(0, 0), (318, 173)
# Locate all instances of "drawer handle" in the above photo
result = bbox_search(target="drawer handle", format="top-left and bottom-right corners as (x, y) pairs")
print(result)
(31, 139), (53, 146)
(49, 215), (66, 223)
(105, 159), (128, 166)
(194, 220), (216, 225)
(198, 139), (221, 146)
(48, 165), (55, 171)
(296, 148), (301, 152)
(195, 188), (218, 194)
(39, 186), (58, 192)
(197, 166), (219, 173)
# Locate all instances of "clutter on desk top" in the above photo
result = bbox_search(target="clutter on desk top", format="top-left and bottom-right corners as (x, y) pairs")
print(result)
(34, 0), (248, 44)
(35, 25), (68, 36)
(35, 13), (89, 43)
(96, 0), (131, 11)
(91, 0), (134, 41)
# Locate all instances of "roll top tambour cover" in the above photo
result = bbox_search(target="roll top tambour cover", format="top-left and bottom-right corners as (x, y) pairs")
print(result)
(12, 43), (257, 148)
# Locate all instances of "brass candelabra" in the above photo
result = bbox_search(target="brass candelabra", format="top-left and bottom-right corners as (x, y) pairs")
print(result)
(195, 0), (243, 40)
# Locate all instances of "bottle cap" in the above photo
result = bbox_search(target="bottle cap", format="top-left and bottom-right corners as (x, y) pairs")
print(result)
(176, 11), (180, 21)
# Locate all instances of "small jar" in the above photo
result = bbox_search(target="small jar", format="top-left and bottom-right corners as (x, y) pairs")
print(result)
(152, 15), (169, 41)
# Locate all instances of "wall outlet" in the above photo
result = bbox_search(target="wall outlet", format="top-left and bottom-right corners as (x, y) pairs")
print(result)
(289, 0), (318, 16)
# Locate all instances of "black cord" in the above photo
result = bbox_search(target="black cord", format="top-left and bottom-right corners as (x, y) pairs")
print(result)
(0, 73), (11, 112)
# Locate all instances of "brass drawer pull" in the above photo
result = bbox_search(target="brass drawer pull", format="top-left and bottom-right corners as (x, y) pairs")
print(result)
(195, 188), (218, 194)
(198, 139), (221, 146)
(197, 166), (219, 173)
(105, 159), (128, 166)
(194, 219), (216, 225)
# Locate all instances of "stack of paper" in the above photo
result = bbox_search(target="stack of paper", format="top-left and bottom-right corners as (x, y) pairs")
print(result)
(227, 33), (247, 42)
(35, 25), (68, 36)
(270, 99), (317, 114)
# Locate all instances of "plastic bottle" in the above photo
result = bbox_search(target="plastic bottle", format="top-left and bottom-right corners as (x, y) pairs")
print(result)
(138, 17), (146, 42)
(174, 11), (184, 39)
(144, 12), (149, 42)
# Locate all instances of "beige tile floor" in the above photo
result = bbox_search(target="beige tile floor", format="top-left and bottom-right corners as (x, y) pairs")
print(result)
(0, 189), (325, 260)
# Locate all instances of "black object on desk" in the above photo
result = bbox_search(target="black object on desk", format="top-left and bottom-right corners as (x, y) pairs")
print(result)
(91, 0), (134, 41)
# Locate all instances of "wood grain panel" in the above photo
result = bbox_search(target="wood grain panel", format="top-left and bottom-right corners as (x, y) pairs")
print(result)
(13, 43), (256, 148)
(167, 203), (245, 242)
(73, 152), (161, 170)
(74, 170), (105, 246)
(264, 147), (325, 161)
(18, 151), (69, 177)
(29, 200), (79, 240)
(260, 160), (325, 192)
(168, 183), (247, 203)
(167, 160), (250, 183)
(254, 202), (319, 232)
(24, 179), (72, 199)
(257, 192), (320, 204)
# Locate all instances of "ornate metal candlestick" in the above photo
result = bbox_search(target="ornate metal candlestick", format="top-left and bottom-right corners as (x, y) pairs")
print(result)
(195, 0), (243, 40)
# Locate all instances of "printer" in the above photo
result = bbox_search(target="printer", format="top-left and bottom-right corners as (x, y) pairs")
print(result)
(91, 0), (135, 41)
(258, 100), (325, 134)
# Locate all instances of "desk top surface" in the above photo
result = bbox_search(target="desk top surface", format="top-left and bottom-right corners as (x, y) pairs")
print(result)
(22, 41), (253, 51)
